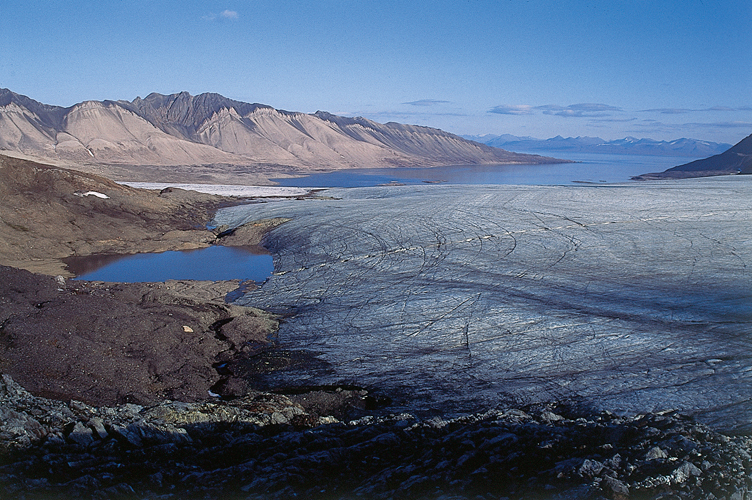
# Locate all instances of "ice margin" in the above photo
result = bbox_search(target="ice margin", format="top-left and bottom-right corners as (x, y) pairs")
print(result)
(119, 182), (311, 198)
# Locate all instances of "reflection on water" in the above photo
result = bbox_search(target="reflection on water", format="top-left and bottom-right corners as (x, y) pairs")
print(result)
(272, 153), (695, 187)
(66, 245), (274, 283)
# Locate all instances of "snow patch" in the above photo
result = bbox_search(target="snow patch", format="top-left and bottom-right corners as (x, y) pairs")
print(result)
(74, 191), (109, 199)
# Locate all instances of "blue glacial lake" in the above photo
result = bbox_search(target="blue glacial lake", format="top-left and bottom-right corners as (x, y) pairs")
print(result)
(67, 245), (273, 283)
(272, 152), (696, 187)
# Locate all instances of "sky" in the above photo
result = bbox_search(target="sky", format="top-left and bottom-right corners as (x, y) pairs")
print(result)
(1, 0), (750, 144)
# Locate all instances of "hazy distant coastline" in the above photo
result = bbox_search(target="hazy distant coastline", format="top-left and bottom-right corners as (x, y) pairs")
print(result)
(464, 133), (732, 157)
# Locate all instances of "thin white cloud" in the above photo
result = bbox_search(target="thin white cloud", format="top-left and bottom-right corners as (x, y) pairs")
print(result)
(203, 9), (239, 21)
(488, 105), (534, 115)
(590, 117), (637, 123)
(690, 121), (752, 129)
(536, 103), (622, 117)
(367, 110), (467, 119)
(569, 103), (621, 112)
(640, 106), (746, 114)
(641, 108), (694, 115)
(489, 103), (621, 118)
(403, 99), (450, 107)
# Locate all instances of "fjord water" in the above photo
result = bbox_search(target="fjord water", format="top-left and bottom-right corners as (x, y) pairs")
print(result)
(67, 245), (273, 283)
(272, 152), (691, 187)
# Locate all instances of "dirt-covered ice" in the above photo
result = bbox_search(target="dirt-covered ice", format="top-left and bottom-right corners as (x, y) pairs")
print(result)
(215, 177), (752, 432)
(120, 181), (310, 198)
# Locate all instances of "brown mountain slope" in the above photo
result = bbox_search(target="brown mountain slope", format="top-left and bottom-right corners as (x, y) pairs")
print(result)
(0, 89), (565, 183)
(0, 93), (249, 166)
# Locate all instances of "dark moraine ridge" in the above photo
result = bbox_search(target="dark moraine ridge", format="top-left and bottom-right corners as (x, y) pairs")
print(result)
(2, 374), (751, 499)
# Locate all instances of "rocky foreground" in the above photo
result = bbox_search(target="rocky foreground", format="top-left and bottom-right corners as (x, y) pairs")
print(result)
(2, 374), (751, 499)
(0, 265), (281, 405)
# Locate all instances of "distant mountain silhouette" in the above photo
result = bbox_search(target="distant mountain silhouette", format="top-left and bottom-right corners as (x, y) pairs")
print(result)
(0, 89), (562, 177)
(464, 134), (731, 158)
(632, 133), (752, 180)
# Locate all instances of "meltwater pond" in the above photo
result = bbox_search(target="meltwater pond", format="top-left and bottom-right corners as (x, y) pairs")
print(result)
(66, 245), (274, 283)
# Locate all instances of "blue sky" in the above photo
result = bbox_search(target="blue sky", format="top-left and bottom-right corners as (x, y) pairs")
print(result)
(1, 0), (750, 143)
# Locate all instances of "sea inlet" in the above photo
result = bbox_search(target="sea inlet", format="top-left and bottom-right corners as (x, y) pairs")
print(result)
(213, 176), (752, 433)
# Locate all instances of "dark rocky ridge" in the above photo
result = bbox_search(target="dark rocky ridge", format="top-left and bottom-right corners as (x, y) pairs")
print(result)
(121, 91), (274, 141)
(633, 133), (752, 180)
(0, 88), (69, 130)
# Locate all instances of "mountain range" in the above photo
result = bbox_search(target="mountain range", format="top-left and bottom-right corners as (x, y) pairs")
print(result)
(463, 134), (732, 158)
(0, 89), (560, 183)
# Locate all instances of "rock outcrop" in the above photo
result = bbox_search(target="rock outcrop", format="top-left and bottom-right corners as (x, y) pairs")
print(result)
(0, 265), (280, 406)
